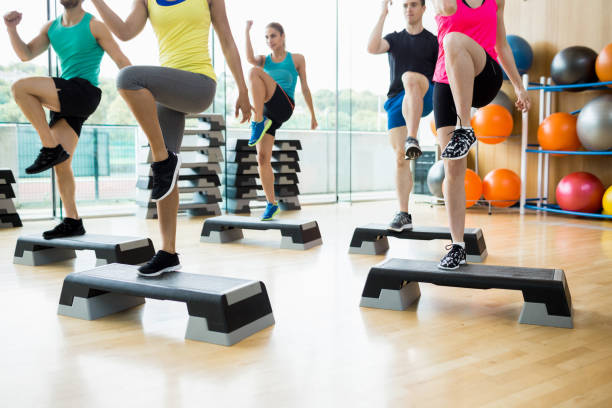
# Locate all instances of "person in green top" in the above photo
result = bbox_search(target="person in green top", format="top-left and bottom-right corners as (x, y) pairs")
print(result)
(4, 0), (131, 239)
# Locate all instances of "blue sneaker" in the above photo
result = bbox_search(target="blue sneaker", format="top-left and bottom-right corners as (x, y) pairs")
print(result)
(261, 202), (280, 221)
(248, 117), (273, 146)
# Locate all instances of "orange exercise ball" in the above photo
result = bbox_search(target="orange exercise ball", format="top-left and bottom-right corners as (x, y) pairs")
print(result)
(443, 168), (482, 208)
(537, 112), (581, 154)
(430, 118), (437, 136)
(471, 104), (513, 144)
(596, 43), (612, 87)
(483, 168), (521, 208)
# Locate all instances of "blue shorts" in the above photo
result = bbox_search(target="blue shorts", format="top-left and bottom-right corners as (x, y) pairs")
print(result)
(384, 83), (434, 130)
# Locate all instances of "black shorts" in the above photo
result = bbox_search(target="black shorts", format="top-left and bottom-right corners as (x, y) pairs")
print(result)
(263, 84), (295, 136)
(49, 77), (102, 136)
(433, 52), (503, 129)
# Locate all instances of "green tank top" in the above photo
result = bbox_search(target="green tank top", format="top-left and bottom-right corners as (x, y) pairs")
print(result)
(47, 13), (104, 86)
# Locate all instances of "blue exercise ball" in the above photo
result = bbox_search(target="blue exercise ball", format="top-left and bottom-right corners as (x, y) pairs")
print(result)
(551, 46), (598, 91)
(503, 35), (533, 80)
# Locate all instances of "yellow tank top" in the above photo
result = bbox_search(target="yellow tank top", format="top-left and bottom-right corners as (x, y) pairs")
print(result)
(148, 0), (216, 80)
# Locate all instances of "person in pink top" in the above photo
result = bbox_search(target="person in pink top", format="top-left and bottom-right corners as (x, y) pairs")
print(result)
(432, 0), (530, 270)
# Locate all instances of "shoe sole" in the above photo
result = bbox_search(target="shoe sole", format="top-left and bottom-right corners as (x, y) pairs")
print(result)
(43, 230), (86, 240)
(137, 264), (182, 277)
(404, 147), (423, 160)
(261, 206), (280, 221)
(441, 140), (476, 161)
(437, 260), (467, 270)
(152, 154), (182, 203)
(25, 152), (70, 175)
(248, 119), (273, 147)
(387, 224), (413, 232)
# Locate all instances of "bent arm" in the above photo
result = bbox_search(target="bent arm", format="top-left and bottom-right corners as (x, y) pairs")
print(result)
(433, 0), (457, 16)
(295, 55), (316, 118)
(245, 25), (264, 67)
(91, 20), (132, 69)
(90, 0), (148, 41)
(8, 22), (50, 62)
(367, 13), (390, 54)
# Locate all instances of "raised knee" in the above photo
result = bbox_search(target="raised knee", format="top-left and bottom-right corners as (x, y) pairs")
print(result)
(443, 32), (466, 55)
(116, 66), (141, 91)
(248, 67), (262, 81)
(11, 79), (27, 99)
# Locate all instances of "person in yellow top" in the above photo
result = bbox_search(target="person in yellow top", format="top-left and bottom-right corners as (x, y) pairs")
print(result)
(91, 0), (252, 276)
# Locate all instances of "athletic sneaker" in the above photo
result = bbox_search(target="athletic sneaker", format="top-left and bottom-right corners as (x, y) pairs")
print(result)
(438, 244), (467, 270)
(248, 117), (272, 146)
(150, 150), (181, 202)
(388, 212), (412, 232)
(26, 144), (70, 174)
(137, 250), (182, 277)
(404, 137), (423, 160)
(261, 202), (280, 221)
(441, 128), (477, 160)
(43, 217), (86, 240)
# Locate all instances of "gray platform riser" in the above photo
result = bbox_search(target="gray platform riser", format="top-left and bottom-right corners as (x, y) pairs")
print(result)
(186, 313), (275, 346)
(58, 293), (146, 320)
(519, 302), (573, 329)
(202, 230), (322, 250)
(14, 248), (77, 266)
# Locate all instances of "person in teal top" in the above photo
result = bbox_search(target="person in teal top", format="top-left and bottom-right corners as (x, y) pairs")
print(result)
(4, 0), (130, 239)
(245, 20), (317, 220)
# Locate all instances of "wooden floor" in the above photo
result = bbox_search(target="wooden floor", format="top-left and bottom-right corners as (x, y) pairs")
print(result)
(1, 200), (611, 407)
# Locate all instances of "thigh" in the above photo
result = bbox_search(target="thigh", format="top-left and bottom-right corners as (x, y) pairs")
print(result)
(433, 82), (458, 129)
(444, 32), (488, 77)
(253, 68), (279, 103)
(472, 54), (504, 108)
(388, 126), (408, 154)
(15, 77), (61, 111)
(157, 104), (185, 154)
(401, 71), (430, 98)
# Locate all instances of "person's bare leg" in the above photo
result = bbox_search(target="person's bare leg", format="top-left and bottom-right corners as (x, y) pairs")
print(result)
(438, 125), (466, 243)
(51, 120), (80, 219)
(442, 32), (487, 126)
(11, 77), (61, 147)
(389, 126), (412, 213)
(401, 72), (429, 138)
(157, 185), (179, 254)
(248, 68), (277, 122)
(256, 134), (276, 203)
(119, 88), (169, 162)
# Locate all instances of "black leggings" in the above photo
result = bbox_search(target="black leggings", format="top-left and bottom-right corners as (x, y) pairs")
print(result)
(433, 52), (503, 129)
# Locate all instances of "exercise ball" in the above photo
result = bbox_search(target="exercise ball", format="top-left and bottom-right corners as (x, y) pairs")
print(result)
(506, 35), (533, 75)
(471, 104), (513, 144)
(483, 169), (521, 208)
(595, 42), (612, 86)
(551, 46), (598, 90)
(465, 169), (483, 208)
(427, 160), (445, 198)
(576, 95), (612, 151)
(488, 90), (514, 114)
(537, 112), (581, 153)
(556, 172), (605, 213)
(430, 118), (437, 136)
(602, 186), (612, 215)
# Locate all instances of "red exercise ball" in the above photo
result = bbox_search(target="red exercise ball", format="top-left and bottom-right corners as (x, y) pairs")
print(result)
(471, 104), (513, 144)
(556, 172), (605, 213)
(596, 43), (612, 88)
(483, 169), (521, 208)
(537, 113), (581, 155)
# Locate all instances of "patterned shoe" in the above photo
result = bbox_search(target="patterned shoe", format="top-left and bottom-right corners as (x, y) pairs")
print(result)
(387, 212), (412, 232)
(404, 137), (423, 160)
(261, 202), (280, 221)
(441, 128), (477, 160)
(438, 244), (467, 270)
(248, 117), (273, 146)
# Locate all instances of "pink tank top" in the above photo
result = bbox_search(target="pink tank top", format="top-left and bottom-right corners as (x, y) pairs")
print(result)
(433, 0), (498, 84)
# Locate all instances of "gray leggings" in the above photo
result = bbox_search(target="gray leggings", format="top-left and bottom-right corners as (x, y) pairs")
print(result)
(117, 65), (217, 153)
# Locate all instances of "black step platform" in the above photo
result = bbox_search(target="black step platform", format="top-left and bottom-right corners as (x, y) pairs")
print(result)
(14, 234), (155, 266)
(0, 169), (16, 184)
(185, 113), (226, 131)
(349, 224), (487, 262)
(225, 173), (299, 188)
(137, 174), (221, 189)
(0, 184), (16, 199)
(1, 213), (22, 228)
(228, 139), (302, 152)
(201, 215), (322, 250)
(227, 151), (299, 164)
(57, 263), (275, 346)
(360, 259), (573, 328)
(224, 162), (301, 175)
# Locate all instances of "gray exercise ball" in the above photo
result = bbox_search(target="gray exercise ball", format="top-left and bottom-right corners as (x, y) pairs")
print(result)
(576, 95), (612, 151)
(427, 160), (445, 198)
(488, 90), (514, 115)
(551, 46), (598, 90)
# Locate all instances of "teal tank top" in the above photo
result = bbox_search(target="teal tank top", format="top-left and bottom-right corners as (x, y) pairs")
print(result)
(47, 13), (104, 86)
(264, 52), (299, 100)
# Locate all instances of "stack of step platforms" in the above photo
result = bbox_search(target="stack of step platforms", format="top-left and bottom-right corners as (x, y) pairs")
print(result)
(0, 169), (22, 228)
(136, 113), (225, 219)
(224, 138), (302, 214)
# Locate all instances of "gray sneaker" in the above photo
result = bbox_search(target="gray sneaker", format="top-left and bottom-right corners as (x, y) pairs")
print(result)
(404, 137), (422, 160)
(388, 212), (412, 232)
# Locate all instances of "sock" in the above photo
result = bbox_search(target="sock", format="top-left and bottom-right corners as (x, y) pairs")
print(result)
(453, 242), (465, 249)
(458, 125), (473, 130)
(399, 211), (409, 215)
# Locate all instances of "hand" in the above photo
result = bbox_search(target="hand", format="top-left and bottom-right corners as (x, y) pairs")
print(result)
(235, 91), (252, 123)
(514, 87), (531, 112)
(311, 117), (318, 130)
(381, 0), (392, 16)
(4, 11), (22, 28)
(246, 20), (253, 31)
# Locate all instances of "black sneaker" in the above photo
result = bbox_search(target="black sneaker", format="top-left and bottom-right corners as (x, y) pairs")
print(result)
(137, 250), (182, 277)
(388, 212), (412, 232)
(438, 244), (467, 270)
(404, 137), (422, 160)
(441, 128), (477, 160)
(43, 217), (86, 240)
(26, 145), (70, 174)
(150, 150), (181, 202)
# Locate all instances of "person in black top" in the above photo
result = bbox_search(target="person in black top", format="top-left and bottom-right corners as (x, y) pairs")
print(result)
(367, 0), (439, 232)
